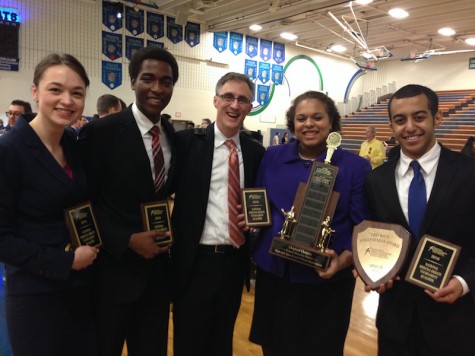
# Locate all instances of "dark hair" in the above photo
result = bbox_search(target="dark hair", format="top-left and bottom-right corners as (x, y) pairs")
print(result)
(388, 84), (439, 117)
(33, 53), (89, 88)
(128, 47), (179, 84)
(119, 98), (127, 110)
(10, 99), (32, 114)
(285, 91), (341, 133)
(215, 72), (255, 99)
(96, 94), (121, 115)
(462, 136), (475, 150)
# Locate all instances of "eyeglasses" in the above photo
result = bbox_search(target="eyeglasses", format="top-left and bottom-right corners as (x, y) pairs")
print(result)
(6, 111), (22, 118)
(216, 94), (252, 105)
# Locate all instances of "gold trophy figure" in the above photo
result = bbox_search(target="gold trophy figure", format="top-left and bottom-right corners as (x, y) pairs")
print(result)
(280, 206), (296, 239)
(316, 216), (335, 250)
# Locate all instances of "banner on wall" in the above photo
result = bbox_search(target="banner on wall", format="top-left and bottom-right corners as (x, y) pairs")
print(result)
(147, 40), (164, 48)
(258, 62), (270, 84)
(257, 84), (270, 106)
(102, 1), (123, 32)
(246, 35), (258, 58)
(102, 61), (122, 89)
(124, 0), (158, 9)
(229, 32), (243, 55)
(272, 64), (283, 85)
(185, 22), (200, 47)
(244, 59), (257, 80)
(260, 39), (272, 61)
(273, 42), (285, 64)
(102, 31), (122, 60)
(213, 32), (228, 53)
(147, 12), (164, 39)
(125, 6), (144, 36)
(126, 36), (144, 60)
(167, 16), (183, 44)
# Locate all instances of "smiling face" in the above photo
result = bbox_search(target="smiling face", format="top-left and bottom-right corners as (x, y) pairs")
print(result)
(32, 65), (86, 128)
(131, 59), (174, 123)
(389, 93), (442, 160)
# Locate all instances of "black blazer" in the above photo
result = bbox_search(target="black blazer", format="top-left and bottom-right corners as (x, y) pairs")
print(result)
(78, 107), (175, 303)
(171, 124), (265, 298)
(365, 145), (475, 352)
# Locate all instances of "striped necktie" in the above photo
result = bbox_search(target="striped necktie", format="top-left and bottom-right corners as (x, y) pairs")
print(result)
(408, 160), (427, 238)
(149, 126), (165, 196)
(224, 139), (244, 247)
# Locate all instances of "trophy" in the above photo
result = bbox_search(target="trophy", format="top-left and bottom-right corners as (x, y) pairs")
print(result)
(269, 132), (342, 270)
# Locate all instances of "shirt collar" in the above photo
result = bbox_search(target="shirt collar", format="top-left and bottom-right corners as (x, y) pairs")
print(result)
(214, 124), (241, 150)
(399, 141), (441, 176)
(132, 102), (163, 136)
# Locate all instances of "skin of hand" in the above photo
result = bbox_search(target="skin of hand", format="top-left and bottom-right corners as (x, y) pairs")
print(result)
(425, 277), (463, 304)
(352, 268), (399, 293)
(72, 245), (99, 270)
(128, 230), (171, 259)
(236, 204), (251, 232)
(317, 249), (353, 279)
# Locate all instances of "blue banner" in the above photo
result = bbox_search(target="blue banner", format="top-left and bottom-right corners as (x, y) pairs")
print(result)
(185, 22), (200, 47)
(273, 42), (285, 64)
(102, 61), (122, 89)
(103, 1), (123, 32)
(272, 64), (283, 85)
(213, 32), (228, 53)
(257, 84), (270, 106)
(258, 62), (270, 84)
(147, 40), (164, 48)
(125, 6), (144, 36)
(260, 39), (272, 61)
(246, 35), (258, 58)
(0, 56), (19, 71)
(126, 36), (144, 60)
(102, 31), (122, 60)
(229, 32), (243, 56)
(147, 12), (164, 39)
(167, 16), (183, 44)
(245, 59), (257, 80)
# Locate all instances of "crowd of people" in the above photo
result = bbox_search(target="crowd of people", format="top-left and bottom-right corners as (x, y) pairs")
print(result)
(1, 46), (475, 356)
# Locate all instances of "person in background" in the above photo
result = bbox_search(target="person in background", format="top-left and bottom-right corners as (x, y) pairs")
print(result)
(79, 47), (178, 356)
(5, 100), (32, 131)
(201, 118), (211, 128)
(249, 91), (371, 356)
(461, 136), (475, 159)
(96, 94), (124, 118)
(272, 132), (280, 146)
(0, 119), (4, 131)
(186, 121), (195, 130)
(281, 132), (289, 144)
(364, 84), (475, 355)
(171, 72), (265, 356)
(359, 125), (386, 169)
(0, 53), (98, 355)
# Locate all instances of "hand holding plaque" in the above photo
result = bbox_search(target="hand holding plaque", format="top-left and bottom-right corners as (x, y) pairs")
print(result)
(64, 201), (102, 249)
(141, 200), (173, 247)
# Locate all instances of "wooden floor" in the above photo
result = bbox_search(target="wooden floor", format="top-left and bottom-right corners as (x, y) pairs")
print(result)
(122, 278), (378, 355)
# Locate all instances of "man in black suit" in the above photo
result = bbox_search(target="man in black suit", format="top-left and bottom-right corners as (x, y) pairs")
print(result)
(78, 47), (178, 356)
(171, 72), (265, 356)
(365, 84), (475, 355)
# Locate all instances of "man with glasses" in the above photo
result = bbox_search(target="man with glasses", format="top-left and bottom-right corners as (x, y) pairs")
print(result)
(171, 72), (265, 356)
(5, 100), (32, 131)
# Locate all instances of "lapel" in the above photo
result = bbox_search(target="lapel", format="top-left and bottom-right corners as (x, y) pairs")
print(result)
(239, 132), (254, 188)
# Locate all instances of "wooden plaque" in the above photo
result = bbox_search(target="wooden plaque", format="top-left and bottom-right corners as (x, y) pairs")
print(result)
(64, 201), (102, 249)
(241, 188), (272, 227)
(141, 200), (173, 247)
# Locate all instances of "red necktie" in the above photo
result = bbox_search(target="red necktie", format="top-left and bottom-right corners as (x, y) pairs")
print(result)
(224, 139), (245, 247)
(149, 126), (165, 195)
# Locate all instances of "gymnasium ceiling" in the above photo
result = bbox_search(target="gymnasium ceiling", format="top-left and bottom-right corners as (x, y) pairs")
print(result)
(136, 0), (475, 62)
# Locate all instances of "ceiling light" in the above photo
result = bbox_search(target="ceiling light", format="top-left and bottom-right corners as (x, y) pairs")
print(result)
(465, 38), (475, 46)
(438, 27), (456, 36)
(249, 24), (262, 31)
(331, 44), (347, 53)
(388, 8), (409, 19)
(355, 0), (373, 4)
(280, 32), (298, 41)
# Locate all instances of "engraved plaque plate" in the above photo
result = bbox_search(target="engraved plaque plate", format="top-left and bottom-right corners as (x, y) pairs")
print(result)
(241, 188), (272, 227)
(141, 200), (173, 246)
(64, 201), (102, 249)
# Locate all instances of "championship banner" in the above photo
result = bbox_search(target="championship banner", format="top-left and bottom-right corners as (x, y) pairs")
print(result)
(147, 12), (164, 39)
(125, 6), (144, 36)
(229, 32), (243, 56)
(246, 35), (258, 58)
(273, 42), (285, 64)
(102, 1), (123, 32)
(185, 22), (200, 47)
(213, 31), (228, 53)
(126, 36), (144, 60)
(102, 31), (122, 60)
(147, 40), (164, 48)
(272, 64), (283, 85)
(260, 39), (272, 61)
(102, 61), (122, 89)
(257, 84), (270, 106)
(167, 16), (183, 44)
(245, 59), (257, 80)
(258, 61), (270, 84)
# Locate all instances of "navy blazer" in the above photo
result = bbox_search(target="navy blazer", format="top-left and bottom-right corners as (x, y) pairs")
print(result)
(365, 145), (475, 352)
(0, 116), (89, 295)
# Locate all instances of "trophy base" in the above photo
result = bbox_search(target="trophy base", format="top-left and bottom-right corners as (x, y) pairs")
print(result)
(269, 237), (331, 270)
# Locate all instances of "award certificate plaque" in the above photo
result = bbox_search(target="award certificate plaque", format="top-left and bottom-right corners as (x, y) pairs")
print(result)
(405, 235), (460, 292)
(241, 188), (272, 227)
(141, 200), (173, 246)
(353, 220), (411, 289)
(64, 202), (102, 249)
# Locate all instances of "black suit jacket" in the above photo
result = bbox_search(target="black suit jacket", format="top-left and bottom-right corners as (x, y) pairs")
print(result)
(365, 145), (475, 352)
(171, 124), (265, 298)
(78, 107), (175, 303)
